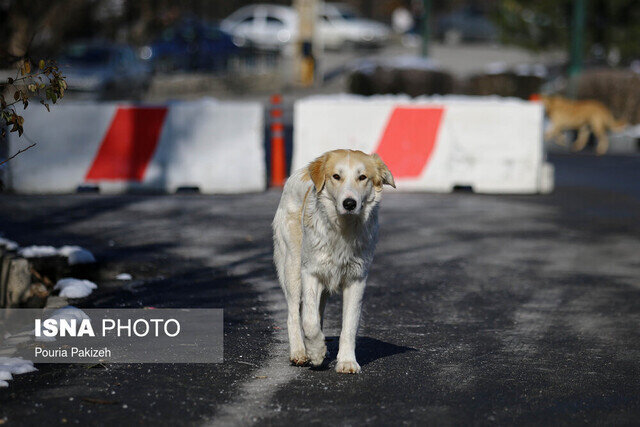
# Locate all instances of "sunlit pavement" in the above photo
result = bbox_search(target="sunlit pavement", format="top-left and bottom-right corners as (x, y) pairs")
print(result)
(0, 153), (638, 425)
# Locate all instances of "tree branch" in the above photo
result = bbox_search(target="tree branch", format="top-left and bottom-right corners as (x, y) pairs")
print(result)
(0, 142), (36, 166)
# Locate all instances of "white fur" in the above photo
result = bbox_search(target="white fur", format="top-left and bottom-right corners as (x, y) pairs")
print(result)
(273, 155), (388, 374)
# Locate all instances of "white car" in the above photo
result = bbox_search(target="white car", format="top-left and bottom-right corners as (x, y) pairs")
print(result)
(319, 3), (390, 49)
(220, 5), (297, 51)
(220, 3), (389, 51)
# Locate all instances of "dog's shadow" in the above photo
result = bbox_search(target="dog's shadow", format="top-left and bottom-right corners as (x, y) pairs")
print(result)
(310, 336), (417, 371)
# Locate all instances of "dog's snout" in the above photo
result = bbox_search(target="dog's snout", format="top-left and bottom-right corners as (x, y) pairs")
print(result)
(343, 198), (357, 211)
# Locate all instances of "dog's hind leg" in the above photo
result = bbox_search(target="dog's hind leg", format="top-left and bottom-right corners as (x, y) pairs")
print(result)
(592, 121), (609, 155)
(571, 125), (591, 152)
(283, 256), (307, 366)
(301, 272), (327, 367)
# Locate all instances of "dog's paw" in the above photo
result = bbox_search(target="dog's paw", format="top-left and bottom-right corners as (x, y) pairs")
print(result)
(306, 343), (327, 367)
(289, 351), (308, 366)
(335, 360), (361, 374)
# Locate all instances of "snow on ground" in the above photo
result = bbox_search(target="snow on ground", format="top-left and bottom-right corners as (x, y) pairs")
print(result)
(0, 237), (18, 251)
(18, 245), (95, 264)
(0, 357), (37, 387)
(514, 63), (548, 78)
(0, 307), (88, 386)
(54, 278), (97, 298)
(35, 306), (91, 343)
(18, 245), (58, 257)
(116, 273), (132, 280)
(484, 61), (508, 74)
(47, 306), (91, 322)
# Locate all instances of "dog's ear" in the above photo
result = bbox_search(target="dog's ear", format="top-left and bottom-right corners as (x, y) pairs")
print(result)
(371, 153), (395, 189)
(308, 153), (327, 193)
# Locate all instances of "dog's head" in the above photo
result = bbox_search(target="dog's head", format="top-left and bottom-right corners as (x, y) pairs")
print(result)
(540, 94), (562, 112)
(307, 149), (395, 217)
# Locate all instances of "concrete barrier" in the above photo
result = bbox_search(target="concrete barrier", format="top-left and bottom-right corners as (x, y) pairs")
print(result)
(6, 100), (265, 194)
(293, 95), (554, 194)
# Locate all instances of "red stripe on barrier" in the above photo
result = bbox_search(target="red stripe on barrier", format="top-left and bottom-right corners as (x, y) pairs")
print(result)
(374, 107), (444, 178)
(85, 107), (168, 181)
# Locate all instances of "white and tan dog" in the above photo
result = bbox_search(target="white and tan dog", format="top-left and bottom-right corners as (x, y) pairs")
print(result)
(273, 149), (395, 374)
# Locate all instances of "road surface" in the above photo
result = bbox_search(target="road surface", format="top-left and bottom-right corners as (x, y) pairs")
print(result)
(0, 154), (639, 425)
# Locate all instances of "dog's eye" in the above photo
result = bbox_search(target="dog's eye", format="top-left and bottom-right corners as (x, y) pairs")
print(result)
(358, 175), (367, 181)
(332, 174), (340, 180)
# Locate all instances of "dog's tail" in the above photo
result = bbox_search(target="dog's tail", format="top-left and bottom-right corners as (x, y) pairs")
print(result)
(608, 116), (628, 132)
(611, 119), (629, 132)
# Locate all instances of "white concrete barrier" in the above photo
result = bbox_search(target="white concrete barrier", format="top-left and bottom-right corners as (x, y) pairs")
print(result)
(293, 95), (554, 194)
(6, 100), (265, 194)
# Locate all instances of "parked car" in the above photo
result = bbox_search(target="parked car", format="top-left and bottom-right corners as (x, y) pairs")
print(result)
(435, 7), (498, 45)
(319, 3), (390, 49)
(146, 18), (241, 72)
(220, 4), (296, 51)
(59, 41), (151, 100)
(220, 3), (390, 51)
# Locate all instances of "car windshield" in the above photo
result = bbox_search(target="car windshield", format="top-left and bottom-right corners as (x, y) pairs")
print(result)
(61, 45), (111, 66)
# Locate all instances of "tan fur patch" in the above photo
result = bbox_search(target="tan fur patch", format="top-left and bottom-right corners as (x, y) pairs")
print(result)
(308, 154), (327, 193)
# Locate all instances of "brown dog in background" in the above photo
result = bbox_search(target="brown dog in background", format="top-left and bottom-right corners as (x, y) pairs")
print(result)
(542, 95), (627, 155)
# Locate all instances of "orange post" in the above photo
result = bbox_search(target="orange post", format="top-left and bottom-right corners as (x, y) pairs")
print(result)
(270, 94), (286, 187)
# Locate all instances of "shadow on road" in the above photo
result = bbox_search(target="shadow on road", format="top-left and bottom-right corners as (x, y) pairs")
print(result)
(315, 335), (417, 368)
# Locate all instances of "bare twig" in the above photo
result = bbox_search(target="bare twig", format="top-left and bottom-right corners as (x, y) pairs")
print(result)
(0, 142), (36, 166)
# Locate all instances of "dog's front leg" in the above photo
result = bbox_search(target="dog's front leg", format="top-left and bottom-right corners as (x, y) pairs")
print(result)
(336, 279), (365, 374)
(545, 124), (565, 146)
(301, 271), (327, 366)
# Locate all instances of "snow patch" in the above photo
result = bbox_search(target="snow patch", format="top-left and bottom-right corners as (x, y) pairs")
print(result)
(0, 237), (18, 251)
(35, 306), (91, 342)
(48, 306), (91, 322)
(0, 307), (88, 387)
(18, 245), (58, 258)
(116, 273), (132, 280)
(54, 278), (97, 298)
(386, 55), (440, 71)
(514, 63), (548, 78)
(18, 245), (95, 264)
(484, 61), (509, 75)
(0, 357), (37, 388)
(483, 62), (547, 78)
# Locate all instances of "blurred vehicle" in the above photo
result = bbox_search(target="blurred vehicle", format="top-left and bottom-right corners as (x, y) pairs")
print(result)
(220, 3), (389, 51)
(319, 3), (390, 49)
(220, 5), (296, 51)
(435, 7), (498, 45)
(145, 18), (241, 72)
(59, 41), (151, 100)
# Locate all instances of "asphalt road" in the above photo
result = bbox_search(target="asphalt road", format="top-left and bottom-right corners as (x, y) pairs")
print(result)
(0, 154), (639, 426)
